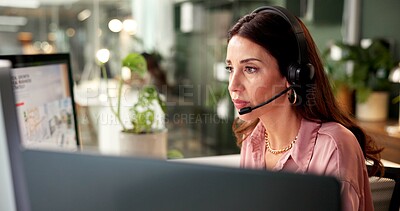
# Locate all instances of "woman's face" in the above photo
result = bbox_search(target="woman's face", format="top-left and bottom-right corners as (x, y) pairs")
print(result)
(226, 36), (288, 121)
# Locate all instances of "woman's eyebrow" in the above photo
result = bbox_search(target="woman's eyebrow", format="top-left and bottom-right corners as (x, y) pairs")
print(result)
(240, 58), (262, 63)
(225, 58), (262, 64)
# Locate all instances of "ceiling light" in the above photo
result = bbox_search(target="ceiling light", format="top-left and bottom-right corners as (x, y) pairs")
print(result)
(329, 45), (342, 61)
(180, 2), (193, 33)
(0, 1), (40, 8)
(66, 28), (76, 37)
(37, 0), (79, 5)
(96, 49), (110, 64)
(122, 19), (137, 34)
(0, 16), (27, 26)
(108, 19), (122, 33)
(78, 9), (91, 21)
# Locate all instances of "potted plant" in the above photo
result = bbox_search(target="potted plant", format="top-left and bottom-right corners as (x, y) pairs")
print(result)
(101, 52), (168, 158)
(323, 39), (395, 121)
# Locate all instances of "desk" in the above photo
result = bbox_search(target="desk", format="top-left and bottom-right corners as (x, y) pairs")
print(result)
(175, 154), (400, 168)
(175, 154), (240, 168)
(358, 120), (400, 163)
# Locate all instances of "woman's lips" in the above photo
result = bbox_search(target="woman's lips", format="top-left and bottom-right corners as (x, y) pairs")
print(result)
(232, 99), (250, 109)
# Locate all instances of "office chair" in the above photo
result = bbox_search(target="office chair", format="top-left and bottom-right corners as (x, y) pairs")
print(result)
(368, 166), (400, 211)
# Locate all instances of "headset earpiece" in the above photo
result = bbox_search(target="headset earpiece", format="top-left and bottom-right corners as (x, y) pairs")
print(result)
(305, 63), (315, 82)
(287, 63), (301, 84)
(287, 63), (315, 85)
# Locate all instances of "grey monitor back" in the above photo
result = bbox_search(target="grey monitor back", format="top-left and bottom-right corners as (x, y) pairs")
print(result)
(22, 149), (341, 211)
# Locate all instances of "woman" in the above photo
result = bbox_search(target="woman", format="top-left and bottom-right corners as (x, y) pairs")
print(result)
(226, 6), (383, 211)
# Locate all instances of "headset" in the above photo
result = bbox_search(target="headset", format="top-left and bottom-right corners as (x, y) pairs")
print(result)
(252, 6), (315, 85)
(238, 6), (316, 114)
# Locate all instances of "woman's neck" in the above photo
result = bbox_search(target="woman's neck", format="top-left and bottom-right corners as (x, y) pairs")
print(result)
(259, 107), (301, 149)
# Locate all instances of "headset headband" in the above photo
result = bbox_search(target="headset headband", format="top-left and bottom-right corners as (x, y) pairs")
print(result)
(252, 6), (307, 65)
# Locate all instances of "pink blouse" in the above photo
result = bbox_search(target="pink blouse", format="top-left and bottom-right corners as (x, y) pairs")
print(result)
(240, 118), (373, 211)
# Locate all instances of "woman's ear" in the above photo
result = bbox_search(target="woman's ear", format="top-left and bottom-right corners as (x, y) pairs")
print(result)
(286, 81), (292, 88)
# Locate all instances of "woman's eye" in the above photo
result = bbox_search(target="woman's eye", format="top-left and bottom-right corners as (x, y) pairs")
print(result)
(244, 66), (258, 74)
(225, 66), (233, 73)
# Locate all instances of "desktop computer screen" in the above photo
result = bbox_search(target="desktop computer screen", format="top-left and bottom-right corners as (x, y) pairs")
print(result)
(0, 54), (79, 150)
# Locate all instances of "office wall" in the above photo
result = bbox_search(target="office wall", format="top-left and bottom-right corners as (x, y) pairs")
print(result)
(0, 32), (22, 55)
(361, 0), (400, 119)
(362, 0), (400, 61)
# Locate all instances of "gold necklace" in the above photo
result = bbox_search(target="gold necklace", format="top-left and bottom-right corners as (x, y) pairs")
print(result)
(264, 131), (297, 155)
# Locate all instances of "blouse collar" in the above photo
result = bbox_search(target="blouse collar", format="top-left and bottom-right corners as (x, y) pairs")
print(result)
(248, 118), (321, 172)
(290, 118), (321, 172)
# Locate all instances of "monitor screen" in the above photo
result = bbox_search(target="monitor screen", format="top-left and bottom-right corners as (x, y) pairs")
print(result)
(0, 54), (79, 150)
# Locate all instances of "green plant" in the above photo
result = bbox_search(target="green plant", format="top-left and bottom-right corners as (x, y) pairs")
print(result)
(323, 39), (395, 102)
(102, 53), (166, 133)
(127, 85), (166, 133)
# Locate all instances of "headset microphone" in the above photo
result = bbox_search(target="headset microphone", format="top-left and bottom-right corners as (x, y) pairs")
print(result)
(238, 85), (294, 115)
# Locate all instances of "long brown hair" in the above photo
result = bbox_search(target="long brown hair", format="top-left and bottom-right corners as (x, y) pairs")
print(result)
(228, 10), (383, 176)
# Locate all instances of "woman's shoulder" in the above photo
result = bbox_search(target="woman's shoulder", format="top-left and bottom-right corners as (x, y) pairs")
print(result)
(312, 121), (368, 200)
(313, 121), (365, 172)
(318, 121), (358, 144)
(302, 119), (360, 155)
(307, 120), (366, 178)
(301, 119), (357, 145)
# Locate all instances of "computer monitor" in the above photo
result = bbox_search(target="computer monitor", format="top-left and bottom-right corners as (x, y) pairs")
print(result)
(0, 111), (16, 211)
(0, 59), (30, 211)
(22, 149), (342, 211)
(0, 54), (79, 151)
(0, 60), (16, 211)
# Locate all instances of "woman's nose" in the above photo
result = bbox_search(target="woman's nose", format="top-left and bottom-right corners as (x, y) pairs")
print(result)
(228, 70), (243, 93)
